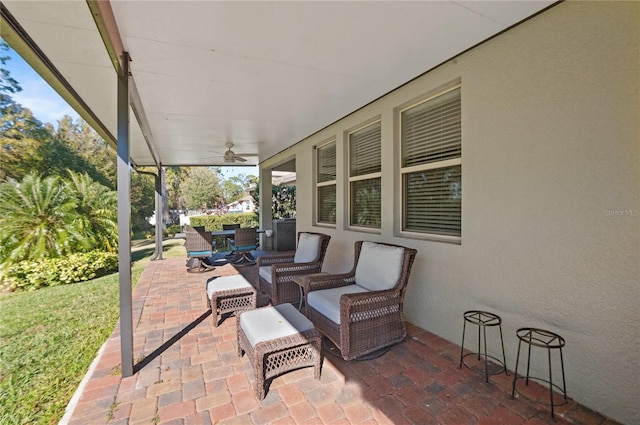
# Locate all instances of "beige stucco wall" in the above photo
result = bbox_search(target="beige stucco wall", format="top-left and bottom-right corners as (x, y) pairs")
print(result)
(260, 2), (639, 423)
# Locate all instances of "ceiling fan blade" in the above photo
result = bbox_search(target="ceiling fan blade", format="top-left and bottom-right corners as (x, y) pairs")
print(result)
(233, 154), (247, 162)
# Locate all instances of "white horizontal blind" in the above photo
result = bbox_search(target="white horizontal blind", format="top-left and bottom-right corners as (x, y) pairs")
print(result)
(401, 87), (462, 237)
(350, 122), (381, 177)
(317, 185), (337, 224)
(316, 142), (336, 224)
(349, 122), (381, 228)
(317, 142), (336, 183)
(350, 178), (381, 228)
(402, 87), (461, 168)
(403, 166), (461, 235)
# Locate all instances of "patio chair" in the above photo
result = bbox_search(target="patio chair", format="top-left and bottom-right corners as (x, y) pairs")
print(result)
(257, 232), (331, 306)
(223, 223), (241, 232)
(223, 223), (241, 256)
(184, 225), (215, 272)
(228, 227), (258, 265)
(304, 240), (417, 360)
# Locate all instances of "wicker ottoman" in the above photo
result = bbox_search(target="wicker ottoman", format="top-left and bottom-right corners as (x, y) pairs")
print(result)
(206, 274), (257, 327)
(237, 303), (322, 399)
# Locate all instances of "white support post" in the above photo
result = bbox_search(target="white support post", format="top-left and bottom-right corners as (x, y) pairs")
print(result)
(259, 167), (273, 249)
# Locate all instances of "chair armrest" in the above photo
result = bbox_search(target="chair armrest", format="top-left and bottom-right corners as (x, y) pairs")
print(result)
(269, 262), (324, 281)
(339, 288), (402, 318)
(303, 273), (356, 293)
(257, 253), (296, 267)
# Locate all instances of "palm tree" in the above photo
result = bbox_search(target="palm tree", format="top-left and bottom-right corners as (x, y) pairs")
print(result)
(0, 173), (90, 269)
(66, 171), (118, 252)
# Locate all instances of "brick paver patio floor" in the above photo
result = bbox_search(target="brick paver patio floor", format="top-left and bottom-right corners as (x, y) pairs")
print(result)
(63, 255), (621, 425)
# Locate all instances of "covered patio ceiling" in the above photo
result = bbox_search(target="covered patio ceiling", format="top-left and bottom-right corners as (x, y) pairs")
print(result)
(1, 1), (554, 169)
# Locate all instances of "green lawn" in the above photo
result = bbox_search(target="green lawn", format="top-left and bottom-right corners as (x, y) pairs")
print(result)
(0, 238), (186, 425)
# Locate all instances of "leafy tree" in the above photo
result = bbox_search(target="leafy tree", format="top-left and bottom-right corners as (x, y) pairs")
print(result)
(40, 136), (109, 185)
(131, 171), (155, 233)
(1, 96), (149, 234)
(0, 40), (21, 94)
(183, 167), (223, 211)
(1, 41), (170, 240)
(251, 183), (296, 219)
(0, 41), (48, 181)
(165, 166), (190, 211)
(273, 184), (296, 219)
(55, 117), (116, 188)
(221, 173), (254, 203)
(0, 103), (102, 184)
(0, 96), (52, 181)
(1, 43), (115, 187)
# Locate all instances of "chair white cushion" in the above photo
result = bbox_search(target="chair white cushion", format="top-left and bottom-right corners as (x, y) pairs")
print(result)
(294, 233), (321, 263)
(240, 304), (315, 347)
(307, 284), (370, 324)
(258, 266), (273, 284)
(206, 274), (253, 299)
(354, 242), (405, 292)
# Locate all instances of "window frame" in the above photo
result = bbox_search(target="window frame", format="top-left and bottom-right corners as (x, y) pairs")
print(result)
(314, 139), (337, 226)
(397, 83), (462, 244)
(347, 119), (382, 231)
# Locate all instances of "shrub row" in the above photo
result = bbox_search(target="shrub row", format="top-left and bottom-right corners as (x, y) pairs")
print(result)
(188, 213), (260, 251)
(4, 251), (119, 292)
(189, 212), (259, 230)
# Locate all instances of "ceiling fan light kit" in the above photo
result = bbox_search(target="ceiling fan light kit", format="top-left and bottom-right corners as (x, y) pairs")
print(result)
(222, 142), (256, 164)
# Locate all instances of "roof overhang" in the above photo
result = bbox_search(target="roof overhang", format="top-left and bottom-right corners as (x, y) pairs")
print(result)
(1, 1), (556, 168)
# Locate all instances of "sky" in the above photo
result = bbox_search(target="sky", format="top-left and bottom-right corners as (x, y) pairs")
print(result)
(4, 42), (79, 125)
(2, 40), (258, 179)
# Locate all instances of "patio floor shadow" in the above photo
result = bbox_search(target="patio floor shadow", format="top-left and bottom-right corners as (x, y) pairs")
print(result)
(62, 255), (621, 425)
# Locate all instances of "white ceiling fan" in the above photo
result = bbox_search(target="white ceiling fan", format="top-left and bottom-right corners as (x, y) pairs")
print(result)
(223, 142), (258, 164)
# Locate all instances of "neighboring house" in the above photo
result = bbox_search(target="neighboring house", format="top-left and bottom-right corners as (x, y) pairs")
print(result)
(258, 3), (639, 424)
(226, 195), (255, 213)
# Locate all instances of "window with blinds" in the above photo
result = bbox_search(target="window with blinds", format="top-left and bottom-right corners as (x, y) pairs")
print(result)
(400, 86), (461, 238)
(349, 121), (381, 228)
(316, 141), (337, 225)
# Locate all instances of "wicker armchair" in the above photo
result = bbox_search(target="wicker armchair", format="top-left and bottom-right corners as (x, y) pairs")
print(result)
(184, 225), (215, 272)
(303, 241), (417, 360)
(229, 227), (258, 265)
(257, 232), (331, 306)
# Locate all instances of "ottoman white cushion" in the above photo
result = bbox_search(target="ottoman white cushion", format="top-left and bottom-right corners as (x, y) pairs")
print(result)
(207, 274), (253, 299)
(240, 304), (314, 347)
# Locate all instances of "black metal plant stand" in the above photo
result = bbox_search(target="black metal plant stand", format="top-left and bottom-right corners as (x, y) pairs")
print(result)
(459, 310), (508, 383)
(511, 327), (567, 418)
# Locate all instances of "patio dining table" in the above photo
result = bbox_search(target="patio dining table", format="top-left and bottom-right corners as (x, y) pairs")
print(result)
(211, 229), (267, 264)
(211, 229), (266, 237)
